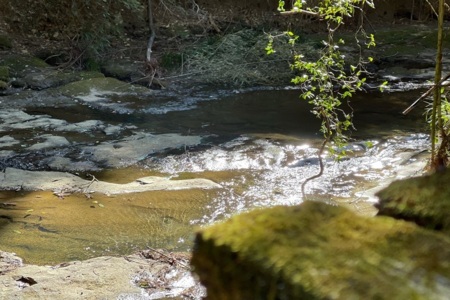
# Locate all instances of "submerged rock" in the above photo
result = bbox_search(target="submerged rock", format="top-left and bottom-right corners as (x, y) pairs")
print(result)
(376, 168), (450, 233)
(0, 167), (221, 194)
(192, 201), (450, 299)
(82, 132), (203, 168)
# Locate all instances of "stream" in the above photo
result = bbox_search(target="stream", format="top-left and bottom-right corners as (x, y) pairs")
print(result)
(0, 84), (429, 265)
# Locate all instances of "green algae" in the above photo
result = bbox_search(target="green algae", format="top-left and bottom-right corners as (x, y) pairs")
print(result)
(192, 201), (450, 299)
(0, 55), (49, 76)
(0, 66), (9, 82)
(0, 35), (12, 50)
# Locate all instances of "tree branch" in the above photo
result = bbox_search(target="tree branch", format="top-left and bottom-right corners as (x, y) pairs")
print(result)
(402, 72), (450, 115)
(280, 9), (322, 18)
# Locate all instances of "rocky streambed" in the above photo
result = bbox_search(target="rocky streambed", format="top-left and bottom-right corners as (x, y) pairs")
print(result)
(0, 24), (446, 299)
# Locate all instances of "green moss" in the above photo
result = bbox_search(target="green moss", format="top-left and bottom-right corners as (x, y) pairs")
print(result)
(0, 66), (9, 82)
(84, 58), (102, 72)
(376, 169), (450, 234)
(192, 202), (450, 299)
(161, 52), (183, 71)
(0, 35), (12, 50)
(0, 55), (49, 76)
(0, 80), (8, 90)
(78, 71), (105, 80)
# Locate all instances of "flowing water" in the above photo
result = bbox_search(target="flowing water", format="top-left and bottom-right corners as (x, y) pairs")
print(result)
(0, 87), (429, 265)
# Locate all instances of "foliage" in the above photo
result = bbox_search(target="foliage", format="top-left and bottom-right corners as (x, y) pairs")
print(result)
(268, 0), (386, 197)
(185, 29), (295, 86)
(0, 0), (145, 67)
(270, 0), (378, 153)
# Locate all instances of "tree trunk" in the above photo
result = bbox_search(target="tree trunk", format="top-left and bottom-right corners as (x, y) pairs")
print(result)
(430, 0), (445, 169)
(146, 0), (156, 63)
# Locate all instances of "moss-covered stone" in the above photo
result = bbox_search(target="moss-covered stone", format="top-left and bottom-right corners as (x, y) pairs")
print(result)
(0, 80), (8, 90)
(0, 66), (9, 82)
(192, 201), (450, 299)
(23, 70), (85, 90)
(376, 169), (450, 233)
(100, 60), (142, 81)
(0, 55), (49, 75)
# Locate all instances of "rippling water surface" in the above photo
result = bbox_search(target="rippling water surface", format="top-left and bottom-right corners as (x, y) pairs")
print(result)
(0, 87), (430, 264)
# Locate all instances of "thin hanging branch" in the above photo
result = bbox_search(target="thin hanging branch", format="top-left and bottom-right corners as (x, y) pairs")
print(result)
(146, 0), (156, 63)
(402, 73), (450, 115)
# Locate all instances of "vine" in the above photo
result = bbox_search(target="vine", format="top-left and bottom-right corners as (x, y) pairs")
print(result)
(268, 0), (383, 199)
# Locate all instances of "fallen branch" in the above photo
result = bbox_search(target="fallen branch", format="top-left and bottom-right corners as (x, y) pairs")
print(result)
(280, 9), (321, 18)
(402, 72), (450, 115)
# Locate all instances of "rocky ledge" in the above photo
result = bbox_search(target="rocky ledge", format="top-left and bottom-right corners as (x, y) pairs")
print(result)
(1, 249), (205, 299)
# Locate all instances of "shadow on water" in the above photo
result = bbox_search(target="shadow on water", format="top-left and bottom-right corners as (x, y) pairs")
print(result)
(22, 88), (426, 146)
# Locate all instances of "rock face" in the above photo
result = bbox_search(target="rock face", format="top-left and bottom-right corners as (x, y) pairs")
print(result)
(191, 201), (450, 299)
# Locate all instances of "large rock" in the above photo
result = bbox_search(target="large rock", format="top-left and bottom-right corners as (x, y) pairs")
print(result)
(191, 201), (450, 299)
(376, 168), (450, 233)
(0, 55), (107, 90)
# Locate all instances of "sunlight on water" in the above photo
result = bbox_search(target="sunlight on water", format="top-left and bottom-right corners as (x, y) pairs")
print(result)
(146, 133), (429, 224)
(0, 87), (431, 265)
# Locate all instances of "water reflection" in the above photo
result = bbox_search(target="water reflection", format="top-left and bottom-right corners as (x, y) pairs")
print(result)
(146, 133), (429, 223)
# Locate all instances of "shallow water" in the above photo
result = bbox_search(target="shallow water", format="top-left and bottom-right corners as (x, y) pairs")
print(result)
(0, 87), (430, 265)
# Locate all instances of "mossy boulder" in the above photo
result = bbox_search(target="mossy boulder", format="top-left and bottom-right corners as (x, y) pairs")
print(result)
(0, 80), (8, 90)
(376, 168), (450, 233)
(0, 55), (49, 77)
(101, 60), (143, 82)
(23, 70), (85, 90)
(192, 201), (450, 299)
